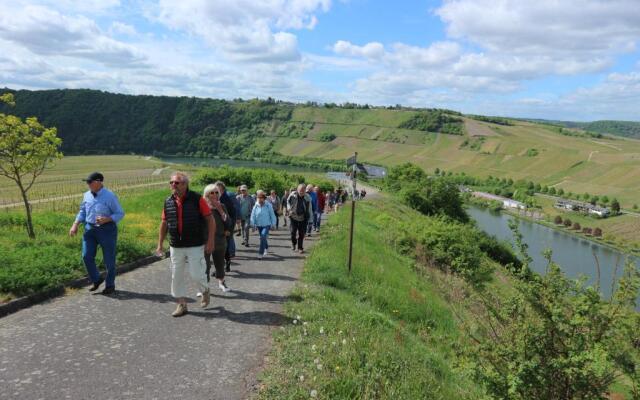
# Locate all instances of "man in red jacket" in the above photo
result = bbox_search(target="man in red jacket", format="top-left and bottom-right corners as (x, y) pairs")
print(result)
(313, 186), (326, 232)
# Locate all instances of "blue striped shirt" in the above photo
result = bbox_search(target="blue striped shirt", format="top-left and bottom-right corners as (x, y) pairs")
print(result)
(75, 187), (125, 225)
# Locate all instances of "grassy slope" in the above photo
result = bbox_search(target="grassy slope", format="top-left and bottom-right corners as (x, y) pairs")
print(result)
(269, 108), (640, 207)
(258, 198), (486, 399)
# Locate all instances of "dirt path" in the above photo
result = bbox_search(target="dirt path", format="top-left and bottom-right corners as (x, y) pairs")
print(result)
(0, 222), (322, 400)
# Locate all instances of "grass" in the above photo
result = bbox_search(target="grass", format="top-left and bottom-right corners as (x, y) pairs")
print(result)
(0, 188), (168, 301)
(257, 199), (486, 399)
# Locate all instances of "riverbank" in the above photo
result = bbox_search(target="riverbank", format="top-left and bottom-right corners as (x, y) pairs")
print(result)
(466, 195), (640, 257)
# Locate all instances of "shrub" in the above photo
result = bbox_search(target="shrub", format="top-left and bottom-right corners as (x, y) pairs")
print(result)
(563, 218), (572, 227)
(317, 132), (336, 142)
(572, 222), (581, 230)
(593, 227), (603, 237)
(553, 215), (563, 225)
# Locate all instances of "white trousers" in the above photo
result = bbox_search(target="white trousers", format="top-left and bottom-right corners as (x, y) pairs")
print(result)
(169, 245), (208, 298)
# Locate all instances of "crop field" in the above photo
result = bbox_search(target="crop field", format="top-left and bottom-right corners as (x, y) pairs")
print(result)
(0, 155), (182, 212)
(271, 108), (640, 207)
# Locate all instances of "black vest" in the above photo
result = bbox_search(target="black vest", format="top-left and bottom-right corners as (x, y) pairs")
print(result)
(164, 190), (205, 248)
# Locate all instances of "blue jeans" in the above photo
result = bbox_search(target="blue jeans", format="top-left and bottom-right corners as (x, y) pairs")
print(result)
(227, 235), (236, 257)
(258, 226), (270, 255)
(314, 211), (323, 230)
(82, 223), (118, 288)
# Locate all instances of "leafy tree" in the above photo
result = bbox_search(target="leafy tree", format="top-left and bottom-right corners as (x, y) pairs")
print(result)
(0, 93), (62, 238)
(572, 222), (581, 230)
(633, 204), (638, 210)
(590, 196), (599, 206)
(557, 188), (565, 196)
(593, 227), (603, 237)
(601, 195), (609, 205)
(553, 215), (563, 225)
(548, 187), (557, 195)
(563, 218), (572, 227)
(385, 162), (427, 191)
(465, 250), (640, 400)
(611, 198), (620, 215)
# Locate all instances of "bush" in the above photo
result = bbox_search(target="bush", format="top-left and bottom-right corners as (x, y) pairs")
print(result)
(553, 215), (563, 225)
(317, 132), (336, 142)
(563, 218), (572, 227)
(593, 227), (603, 237)
(572, 222), (581, 230)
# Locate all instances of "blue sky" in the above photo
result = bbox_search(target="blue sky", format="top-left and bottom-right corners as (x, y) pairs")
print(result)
(1, 0), (639, 121)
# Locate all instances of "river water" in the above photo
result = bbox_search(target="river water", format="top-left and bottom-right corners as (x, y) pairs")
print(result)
(467, 205), (638, 299)
(159, 156), (324, 173)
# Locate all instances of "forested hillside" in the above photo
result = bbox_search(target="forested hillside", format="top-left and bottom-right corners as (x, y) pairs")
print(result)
(0, 88), (460, 157)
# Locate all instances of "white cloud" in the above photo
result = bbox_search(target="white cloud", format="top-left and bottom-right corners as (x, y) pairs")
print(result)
(333, 41), (385, 59)
(0, 5), (146, 67)
(153, 0), (331, 63)
(109, 22), (138, 37)
(436, 0), (640, 57)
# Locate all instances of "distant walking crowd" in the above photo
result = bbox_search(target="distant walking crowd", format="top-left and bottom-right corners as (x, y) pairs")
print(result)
(69, 171), (351, 317)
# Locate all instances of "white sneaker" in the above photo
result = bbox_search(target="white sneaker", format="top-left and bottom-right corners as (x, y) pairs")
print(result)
(196, 291), (203, 297)
(263, 250), (268, 256)
(218, 281), (231, 292)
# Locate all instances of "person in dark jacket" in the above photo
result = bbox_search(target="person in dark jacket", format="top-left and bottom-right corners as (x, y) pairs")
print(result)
(215, 181), (236, 272)
(287, 184), (313, 253)
(156, 172), (215, 317)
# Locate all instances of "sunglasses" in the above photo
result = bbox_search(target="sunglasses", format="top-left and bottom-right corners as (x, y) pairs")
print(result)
(169, 180), (184, 185)
(208, 191), (219, 195)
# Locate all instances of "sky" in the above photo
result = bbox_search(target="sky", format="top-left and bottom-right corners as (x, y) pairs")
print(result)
(1, 0), (639, 121)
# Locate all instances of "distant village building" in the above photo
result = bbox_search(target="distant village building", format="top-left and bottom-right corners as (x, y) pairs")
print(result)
(554, 199), (610, 217)
(471, 191), (526, 210)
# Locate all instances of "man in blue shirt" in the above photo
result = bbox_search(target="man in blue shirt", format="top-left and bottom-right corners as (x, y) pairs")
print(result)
(69, 172), (125, 295)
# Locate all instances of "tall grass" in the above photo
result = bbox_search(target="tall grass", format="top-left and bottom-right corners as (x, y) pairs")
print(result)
(0, 188), (168, 301)
(258, 200), (486, 399)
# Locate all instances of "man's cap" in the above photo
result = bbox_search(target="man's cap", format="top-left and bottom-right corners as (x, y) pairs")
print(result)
(83, 172), (104, 183)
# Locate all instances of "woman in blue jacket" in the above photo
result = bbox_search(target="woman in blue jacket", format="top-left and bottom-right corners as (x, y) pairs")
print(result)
(250, 190), (277, 259)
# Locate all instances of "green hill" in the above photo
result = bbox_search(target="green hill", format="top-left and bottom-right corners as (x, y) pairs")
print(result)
(3, 88), (640, 206)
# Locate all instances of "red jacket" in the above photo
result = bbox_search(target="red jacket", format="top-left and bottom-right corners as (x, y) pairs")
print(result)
(317, 192), (326, 211)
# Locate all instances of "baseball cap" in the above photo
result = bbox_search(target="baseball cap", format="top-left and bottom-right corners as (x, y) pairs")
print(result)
(83, 172), (104, 183)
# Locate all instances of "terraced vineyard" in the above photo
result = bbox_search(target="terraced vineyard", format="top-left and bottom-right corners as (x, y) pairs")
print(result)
(267, 108), (640, 208)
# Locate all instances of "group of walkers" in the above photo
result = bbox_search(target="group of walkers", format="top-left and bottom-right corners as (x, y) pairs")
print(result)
(70, 171), (346, 317)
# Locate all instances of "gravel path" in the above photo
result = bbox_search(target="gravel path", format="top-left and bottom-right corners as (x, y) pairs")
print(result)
(0, 224), (320, 400)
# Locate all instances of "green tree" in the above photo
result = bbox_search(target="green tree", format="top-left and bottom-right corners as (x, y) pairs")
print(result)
(0, 93), (62, 238)
(611, 198), (620, 215)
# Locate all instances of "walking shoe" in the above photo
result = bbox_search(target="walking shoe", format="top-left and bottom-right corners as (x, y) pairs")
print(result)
(218, 281), (231, 292)
(172, 303), (188, 317)
(299, 249), (304, 254)
(225, 260), (231, 272)
(258, 253), (263, 260)
(291, 244), (296, 251)
(101, 286), (115, 295)
(263, 250), (268, 257)
(196, 291), (203, 297)
(89, 277), (105, 292)
(200, 289), (210, 308)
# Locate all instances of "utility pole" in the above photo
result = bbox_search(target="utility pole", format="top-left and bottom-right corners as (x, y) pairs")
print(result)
(347, 152), (357, 273)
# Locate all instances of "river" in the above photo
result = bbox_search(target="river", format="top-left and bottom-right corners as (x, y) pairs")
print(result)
(159, 156), (325, 173)
(467, 204), (638, 300)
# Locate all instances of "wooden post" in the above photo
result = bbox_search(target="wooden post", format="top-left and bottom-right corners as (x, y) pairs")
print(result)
(347, 152), (357, 273)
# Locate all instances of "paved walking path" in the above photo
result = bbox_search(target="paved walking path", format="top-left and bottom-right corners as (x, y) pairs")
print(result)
(0, 223), (321, 400)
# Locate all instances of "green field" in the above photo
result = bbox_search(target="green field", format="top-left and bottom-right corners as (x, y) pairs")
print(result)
(266, 108), (640, 208)
(0, 155), (182, 210)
